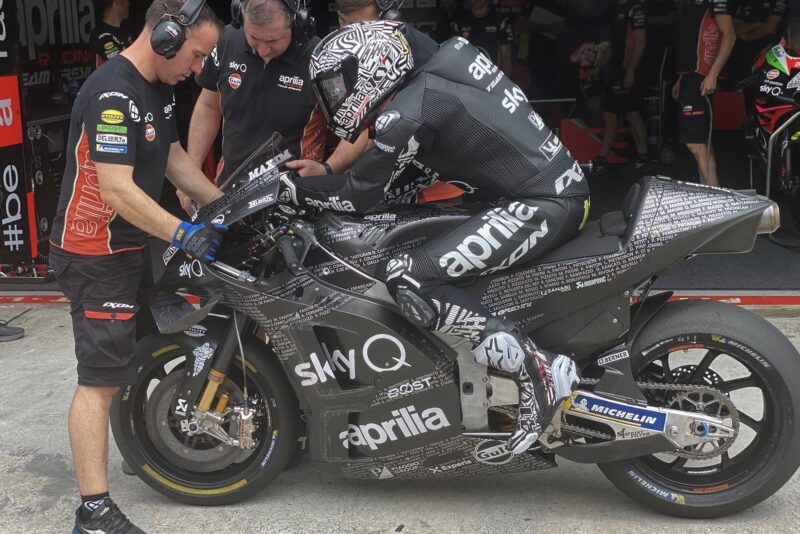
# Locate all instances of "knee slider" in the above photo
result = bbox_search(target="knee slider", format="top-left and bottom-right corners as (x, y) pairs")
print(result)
(396, 288), (436, 328)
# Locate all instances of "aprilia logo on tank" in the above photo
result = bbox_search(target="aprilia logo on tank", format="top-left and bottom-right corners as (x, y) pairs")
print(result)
(294, 334), (410, 386)
(439, 202), (549, 277)
(340, 405), (450, 451)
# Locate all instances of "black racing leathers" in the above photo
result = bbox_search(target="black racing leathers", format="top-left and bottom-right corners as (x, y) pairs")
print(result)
(294, 36), (589, 211)
(295, 37), (589, 344)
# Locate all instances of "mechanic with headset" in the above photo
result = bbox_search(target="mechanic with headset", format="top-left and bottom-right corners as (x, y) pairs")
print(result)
(176, 0), (325, 213)
(672, 0), (737, 187)
(48, 2), (224, 532)
(287, 0), (465, 203)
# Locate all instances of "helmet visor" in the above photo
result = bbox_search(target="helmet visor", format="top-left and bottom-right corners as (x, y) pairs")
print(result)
(311, 55), (359, 129)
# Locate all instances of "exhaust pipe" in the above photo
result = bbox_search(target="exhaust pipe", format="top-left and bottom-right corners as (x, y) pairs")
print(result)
(757, 202), (781, 235)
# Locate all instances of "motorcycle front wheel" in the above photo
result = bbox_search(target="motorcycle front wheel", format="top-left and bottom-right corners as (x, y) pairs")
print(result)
(110, 338), (300, 505)
(598, 299), (800, 518)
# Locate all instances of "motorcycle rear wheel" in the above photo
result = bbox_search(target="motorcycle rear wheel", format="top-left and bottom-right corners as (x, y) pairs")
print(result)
(110, 339), (300, 505)
(598, 300), (800, 518)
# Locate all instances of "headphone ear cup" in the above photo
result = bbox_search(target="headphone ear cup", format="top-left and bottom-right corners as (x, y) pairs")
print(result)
(151, 19), (186, 58)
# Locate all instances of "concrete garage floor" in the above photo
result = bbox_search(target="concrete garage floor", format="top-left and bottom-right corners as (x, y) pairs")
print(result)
(1, 303), (799, 533)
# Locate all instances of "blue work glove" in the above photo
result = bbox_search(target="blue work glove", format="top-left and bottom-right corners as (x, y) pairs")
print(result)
(172, 221), (227, 263)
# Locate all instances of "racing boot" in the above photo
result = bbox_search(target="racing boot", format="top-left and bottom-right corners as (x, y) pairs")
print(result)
(507, 338), (580, 454)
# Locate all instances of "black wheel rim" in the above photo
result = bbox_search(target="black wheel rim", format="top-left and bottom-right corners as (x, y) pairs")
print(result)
(627, 335), (781, 494)
(121, 351), (276, 489)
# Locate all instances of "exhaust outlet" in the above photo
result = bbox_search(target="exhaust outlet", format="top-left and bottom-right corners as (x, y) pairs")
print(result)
(757, 202), (780, 235)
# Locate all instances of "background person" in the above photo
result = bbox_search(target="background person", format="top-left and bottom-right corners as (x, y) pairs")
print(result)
(672, 0), (737, 187)
(456, 0), (514, 76)
(593, 0), (648, 172)
(90, 0), (133, 68)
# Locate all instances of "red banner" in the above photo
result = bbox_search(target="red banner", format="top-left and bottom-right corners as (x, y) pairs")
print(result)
(0, 75), (22, 148)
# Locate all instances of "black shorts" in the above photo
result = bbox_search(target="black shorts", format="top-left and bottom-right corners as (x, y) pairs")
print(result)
(602, 82), (643, 114)
(50, 247), (144, 387)
(677, 72), (711, 144)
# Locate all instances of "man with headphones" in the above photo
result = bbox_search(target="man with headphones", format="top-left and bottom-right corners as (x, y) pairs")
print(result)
(177, 0), (325, 211)
(48, 2), (224, 532)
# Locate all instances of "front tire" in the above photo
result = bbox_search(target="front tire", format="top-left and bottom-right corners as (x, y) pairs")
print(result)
(111, 337), (299, 505)
(598, 300), (800, 518)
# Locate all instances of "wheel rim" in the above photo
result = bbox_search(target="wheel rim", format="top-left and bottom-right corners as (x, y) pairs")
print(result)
(627, 335), (782, 494)
(121, 352), (276, 489)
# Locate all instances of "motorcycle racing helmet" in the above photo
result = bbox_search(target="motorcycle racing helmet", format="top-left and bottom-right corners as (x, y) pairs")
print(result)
(309, 20), (414, 143)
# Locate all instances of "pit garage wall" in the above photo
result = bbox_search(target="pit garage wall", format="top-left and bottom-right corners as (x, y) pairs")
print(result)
(0, 0), (95, 265)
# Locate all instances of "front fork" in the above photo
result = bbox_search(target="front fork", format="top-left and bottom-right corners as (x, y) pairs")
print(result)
(169, 309), (256, 449)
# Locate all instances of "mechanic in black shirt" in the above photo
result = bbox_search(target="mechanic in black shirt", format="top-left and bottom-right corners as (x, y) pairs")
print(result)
(731, 1), (788, 80)
(593, 0), (648, 173)
(89, 0), (133, 68)
(282, 22), (586, 455)
(49, 2), (224, 532)
(456, 0), (514, 75)
(436, 0), (464, 43)
(641, 0), (678, 86)
(177, 0), (326, 213)
(673, 0), (737, 187)
(286, 0), (461, 202)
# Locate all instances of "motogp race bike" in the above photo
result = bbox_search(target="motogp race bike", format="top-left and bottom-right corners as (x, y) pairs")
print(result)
(738, 40), (800, 236)
(111, 134), (800, 518)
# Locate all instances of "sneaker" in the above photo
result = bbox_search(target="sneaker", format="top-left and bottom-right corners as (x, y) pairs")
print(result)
(0, 322), (24, 342)
(591, 155), (608, 174)
(74, 498), (146, 534)
(632, 154), (649, 171)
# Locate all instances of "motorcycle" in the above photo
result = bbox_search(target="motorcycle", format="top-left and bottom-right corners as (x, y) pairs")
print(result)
(738, 40), (800, 237)
(111, 133), (798, 518)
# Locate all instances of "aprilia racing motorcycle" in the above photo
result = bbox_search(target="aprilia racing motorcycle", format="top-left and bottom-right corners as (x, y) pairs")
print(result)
(111, 134), (799, 518)
(738, 41), (800, 231)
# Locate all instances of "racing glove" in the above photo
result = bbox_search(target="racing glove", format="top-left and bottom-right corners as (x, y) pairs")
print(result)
(172, 221), (227, 263)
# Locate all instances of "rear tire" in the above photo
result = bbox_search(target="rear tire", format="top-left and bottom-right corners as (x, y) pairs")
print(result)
(111, 337), (299, 505)
(598, 300), (800, 518)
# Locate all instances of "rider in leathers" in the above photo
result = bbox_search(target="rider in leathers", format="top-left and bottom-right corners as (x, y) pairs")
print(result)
(281, 21), (589, 453)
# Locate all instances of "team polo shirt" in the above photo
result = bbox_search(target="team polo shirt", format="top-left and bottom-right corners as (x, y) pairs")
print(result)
(676, 0), (737, 75)
(456, 10), (514, 63)
(608, 1), (647, 84)
(195, 25), (325, 184)
(89, 22), (132, 68)
(51, 56), (178, 255)
(736, 0), (786, 23)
